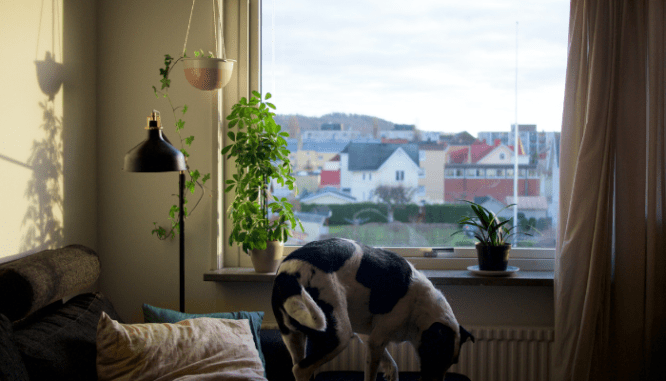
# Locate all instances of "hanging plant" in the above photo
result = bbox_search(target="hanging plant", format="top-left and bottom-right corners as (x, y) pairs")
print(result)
(181, 0), (235, 91)
(183, 50), (235, 91)
(150, 53), (211, 240)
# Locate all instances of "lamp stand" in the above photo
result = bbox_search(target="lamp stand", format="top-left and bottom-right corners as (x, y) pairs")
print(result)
(179, 171), (185, 313)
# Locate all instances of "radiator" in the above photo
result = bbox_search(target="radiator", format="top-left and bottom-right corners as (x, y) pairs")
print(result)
(316, 326), (554, 381)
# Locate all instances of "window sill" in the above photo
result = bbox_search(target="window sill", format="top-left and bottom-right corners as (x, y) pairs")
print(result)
(203, 268), (553, 287)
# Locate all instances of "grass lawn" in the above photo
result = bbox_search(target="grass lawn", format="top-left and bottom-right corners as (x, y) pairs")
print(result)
(323, 222), (553, 248)
(324, 222), (475, 248)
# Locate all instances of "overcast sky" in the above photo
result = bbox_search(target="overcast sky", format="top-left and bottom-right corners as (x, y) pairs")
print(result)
(262, 0), (570, 136)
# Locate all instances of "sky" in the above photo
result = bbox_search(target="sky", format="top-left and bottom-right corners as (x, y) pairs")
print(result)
(261, 0), (570, 136)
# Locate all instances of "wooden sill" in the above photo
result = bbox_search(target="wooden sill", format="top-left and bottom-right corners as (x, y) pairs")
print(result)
(204, 268), (553, 287)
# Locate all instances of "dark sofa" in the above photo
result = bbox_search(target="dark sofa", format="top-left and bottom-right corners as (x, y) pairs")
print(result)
(0, 246), (468, 381)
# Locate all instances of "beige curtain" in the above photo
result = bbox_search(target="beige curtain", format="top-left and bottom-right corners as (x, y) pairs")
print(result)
(554, 0), (666, 380)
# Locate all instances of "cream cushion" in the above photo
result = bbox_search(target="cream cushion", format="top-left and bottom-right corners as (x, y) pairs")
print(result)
(96, 312), (267, 381)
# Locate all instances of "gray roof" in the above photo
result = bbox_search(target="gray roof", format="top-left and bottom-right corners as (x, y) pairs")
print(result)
(301, 141), (349, 153)
(300, 188), (357, 203)
(342, 142), (420, 171)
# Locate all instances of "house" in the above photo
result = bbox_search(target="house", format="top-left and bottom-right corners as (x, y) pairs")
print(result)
(319, 154), (341, 189)
(286, 138), (349, 171)
(339, 142), (421, 202)
(444, 139), (539, 202)
(300, 187), (357, 204)
(417, 141), (447, 203)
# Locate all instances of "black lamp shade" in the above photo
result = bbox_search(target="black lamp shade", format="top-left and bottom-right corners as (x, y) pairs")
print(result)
(124, 129), (187, 172)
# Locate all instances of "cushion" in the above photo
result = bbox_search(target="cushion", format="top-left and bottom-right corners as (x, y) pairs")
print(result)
(11, 292), (122, 381)
(96, 312), (267, 381)
(0, 244), (100, 321)
(0, 314), (29, 381)
(314, 371), (471, 381)
(142, 303), (266, 371)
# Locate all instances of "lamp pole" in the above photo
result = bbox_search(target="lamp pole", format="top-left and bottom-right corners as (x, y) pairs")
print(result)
(179, 171), (185, 312)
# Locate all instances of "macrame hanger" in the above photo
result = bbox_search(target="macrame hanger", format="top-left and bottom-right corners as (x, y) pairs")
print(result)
(219, 0), (227, 59)
(183, 0), (226, 59)
(182, 0), (196, 56)
(212, 0), (219, 56)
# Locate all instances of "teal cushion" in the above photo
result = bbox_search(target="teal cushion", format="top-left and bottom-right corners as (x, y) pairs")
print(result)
(142, 304), (266, 372)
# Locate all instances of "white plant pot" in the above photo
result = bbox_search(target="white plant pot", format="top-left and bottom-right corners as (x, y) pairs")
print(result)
(249, 241), (284, 273)
(183, 57), (235, 91)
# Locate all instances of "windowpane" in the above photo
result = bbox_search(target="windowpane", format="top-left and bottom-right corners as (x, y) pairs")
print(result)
(262, 0), (567, 250)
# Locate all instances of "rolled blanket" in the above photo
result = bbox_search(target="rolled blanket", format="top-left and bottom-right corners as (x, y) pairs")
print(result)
(0, 245), (100, 322)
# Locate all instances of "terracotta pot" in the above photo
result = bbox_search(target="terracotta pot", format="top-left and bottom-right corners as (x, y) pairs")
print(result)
(475, 243), (511, 271)
(250, 241), (284, 273)
(183, 58), (235, 91)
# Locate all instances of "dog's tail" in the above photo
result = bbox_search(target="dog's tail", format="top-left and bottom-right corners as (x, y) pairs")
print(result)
(274, 272), (327, 332)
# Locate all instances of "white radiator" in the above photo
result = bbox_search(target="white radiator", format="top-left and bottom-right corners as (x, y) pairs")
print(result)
(316, 326), (554, 381)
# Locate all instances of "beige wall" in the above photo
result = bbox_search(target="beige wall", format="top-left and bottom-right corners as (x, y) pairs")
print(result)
(3, 0), (553, 328)
(0, 0), (97, 260)
(96, 0), (220, 322)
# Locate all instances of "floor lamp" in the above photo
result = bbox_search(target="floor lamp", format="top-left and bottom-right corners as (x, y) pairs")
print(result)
(123, 110), (188, 312)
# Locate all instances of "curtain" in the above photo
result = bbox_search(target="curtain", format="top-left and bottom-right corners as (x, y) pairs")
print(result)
(554, 0), (666, 380)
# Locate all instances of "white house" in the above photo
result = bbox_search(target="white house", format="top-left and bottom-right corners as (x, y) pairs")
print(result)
(339, 142), (421, 202)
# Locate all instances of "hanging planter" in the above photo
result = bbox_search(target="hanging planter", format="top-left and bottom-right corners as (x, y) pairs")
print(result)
(35, 52), (64, 100)
(183, 57), (235, 91)
(181, 0), (234, 91)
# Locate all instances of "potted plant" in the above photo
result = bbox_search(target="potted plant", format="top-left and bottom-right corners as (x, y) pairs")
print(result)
(454, 200), (529, 271)
(183, 49), (235, 91)
(221, 91), (303, 273)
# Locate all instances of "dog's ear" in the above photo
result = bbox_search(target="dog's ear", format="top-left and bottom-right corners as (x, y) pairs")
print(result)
(459, 325), (475, 344)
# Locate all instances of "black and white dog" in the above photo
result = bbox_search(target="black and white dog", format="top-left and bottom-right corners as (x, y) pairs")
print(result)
(271, 238), (474, 381)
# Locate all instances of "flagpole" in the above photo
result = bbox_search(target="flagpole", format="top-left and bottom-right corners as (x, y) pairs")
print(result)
(513, 21), (519, 246)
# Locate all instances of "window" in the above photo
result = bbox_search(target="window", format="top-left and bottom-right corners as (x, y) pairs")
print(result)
(260, 0), (567, 260)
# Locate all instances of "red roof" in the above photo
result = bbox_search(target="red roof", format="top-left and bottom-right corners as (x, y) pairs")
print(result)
(449, 138), (526, 164)
(381, 138), (410, 144)
(470, 139), (499, 163)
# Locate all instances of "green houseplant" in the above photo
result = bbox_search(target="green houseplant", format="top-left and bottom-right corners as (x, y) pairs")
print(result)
(454, 200), (526, 271)
(221, 91), (303, 272)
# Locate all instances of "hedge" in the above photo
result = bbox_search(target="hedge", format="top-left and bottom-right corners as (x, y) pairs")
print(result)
(300, 203), (473, 226)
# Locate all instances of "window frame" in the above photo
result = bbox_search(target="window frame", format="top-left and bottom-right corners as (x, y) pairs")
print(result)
(219, 0), (556, 269)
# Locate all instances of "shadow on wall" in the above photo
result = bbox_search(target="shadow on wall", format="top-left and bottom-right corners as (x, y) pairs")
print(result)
(19, 98), (64, 253)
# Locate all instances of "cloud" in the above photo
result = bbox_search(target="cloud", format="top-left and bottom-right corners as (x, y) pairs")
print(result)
(262, 0), (569, 134)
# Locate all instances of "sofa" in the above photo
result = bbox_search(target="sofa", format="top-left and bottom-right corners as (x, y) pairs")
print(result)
(0, 245), (469, 381)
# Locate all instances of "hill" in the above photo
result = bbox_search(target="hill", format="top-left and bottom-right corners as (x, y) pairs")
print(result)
(273, 113), (398, 137)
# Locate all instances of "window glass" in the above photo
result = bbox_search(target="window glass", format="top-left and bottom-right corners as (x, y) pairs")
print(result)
(262, 0), (567, 250)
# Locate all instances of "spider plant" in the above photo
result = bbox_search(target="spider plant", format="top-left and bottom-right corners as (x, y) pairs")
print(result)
(454, 200), (525, 246)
